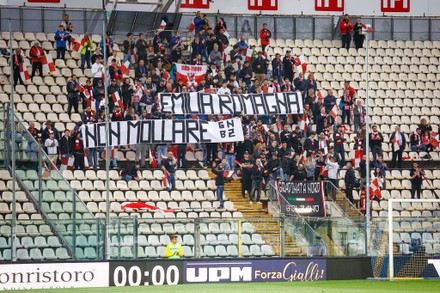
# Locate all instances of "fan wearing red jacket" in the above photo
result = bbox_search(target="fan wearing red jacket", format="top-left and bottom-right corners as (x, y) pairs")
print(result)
(260, 23), (271, 51)
(340, 14), (354, 50)
(29, 41), (44, 78)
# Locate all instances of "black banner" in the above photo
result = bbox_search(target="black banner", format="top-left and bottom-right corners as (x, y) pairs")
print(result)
(159, 92), (304, 115)
(110, 260), (183, 287)
(279, 181), (326, 217)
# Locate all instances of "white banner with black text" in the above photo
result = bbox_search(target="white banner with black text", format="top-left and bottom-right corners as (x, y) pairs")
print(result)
(82, 118), (244, 148)
(159, 92), (304, 115)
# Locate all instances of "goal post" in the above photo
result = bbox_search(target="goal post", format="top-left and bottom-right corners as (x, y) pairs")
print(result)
(387, 198), (440, 281)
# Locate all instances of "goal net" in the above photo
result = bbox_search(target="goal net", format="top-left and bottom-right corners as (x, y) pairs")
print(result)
(370, 198), (440, 280)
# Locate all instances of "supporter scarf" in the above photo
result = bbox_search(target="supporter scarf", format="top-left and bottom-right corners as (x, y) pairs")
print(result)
(74, 139), (80, 150)
(371, 132), (381, 140)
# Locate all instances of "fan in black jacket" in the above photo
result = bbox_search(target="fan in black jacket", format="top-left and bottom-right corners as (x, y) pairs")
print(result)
(344, 163), (356, 204)
(250, 158), (264, 204)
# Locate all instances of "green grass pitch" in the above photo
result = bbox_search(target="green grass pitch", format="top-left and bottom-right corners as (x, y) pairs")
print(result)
(13, 280), (440, 293)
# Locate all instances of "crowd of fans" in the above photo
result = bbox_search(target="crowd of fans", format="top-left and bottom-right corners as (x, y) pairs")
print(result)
(9, 13), (439, 207)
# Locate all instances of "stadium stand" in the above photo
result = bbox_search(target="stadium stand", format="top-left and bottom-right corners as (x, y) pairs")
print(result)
(0, 12), (439, 262)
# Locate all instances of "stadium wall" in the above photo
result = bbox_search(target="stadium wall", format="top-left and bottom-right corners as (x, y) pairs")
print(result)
(0, 257), (376, 290)
(178, 0), (440, 16)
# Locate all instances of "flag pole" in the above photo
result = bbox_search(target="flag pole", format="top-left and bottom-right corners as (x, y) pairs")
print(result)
(364, 27), (371, 256)
(9, 18), (17, 262)
(103, 20), (111, 260)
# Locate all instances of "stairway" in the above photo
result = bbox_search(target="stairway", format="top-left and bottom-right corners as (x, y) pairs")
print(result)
(207, 170), (304, 256)
(335, 190), (364, 220)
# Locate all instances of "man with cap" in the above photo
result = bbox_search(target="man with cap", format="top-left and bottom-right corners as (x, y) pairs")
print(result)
(333, 125), (346, 167)
(41, 121), (60, 143)
(239, 151), (254, 199)
(165, 234), (183, 259)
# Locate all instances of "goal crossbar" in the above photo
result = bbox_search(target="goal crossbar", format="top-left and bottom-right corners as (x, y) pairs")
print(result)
(388, 198), (440, 280)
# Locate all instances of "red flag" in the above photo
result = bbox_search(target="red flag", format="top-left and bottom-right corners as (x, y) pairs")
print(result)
(159, 19), (167, 31)
(350, 149), (363, 168)
(392, 136), (400, 152)
(72, 38), (83, 52)
(189, 19), (195, 32)
(242, 48), (253, 62)
(103, 147), (116, 161)
(175, 64), (207, 86)
(83, 149), (89, 170)
(317, 91), (323, 101)
(430, 132), (439, 148)
(77, 84), (90, 98)
(294, 55), (307, 75)
(224, 171), (234, 179)
(299, 149), (307, 163)
(162, 174), (168, 189)
(343, 124), (352, 133)
(112, 91), (124, 108)
(19, 62), (31, 81)
(298, 112), (309, 132)
(370, 178), (382, 200)
(121, 202), (174, 213)
(362, 24), (373, 33)
(60, 156), (74, 171)
(42, 53), (56, 74)
(149, 148), (157, 168)
(329, 104), (338, 119)
(120, 60), (130, 75)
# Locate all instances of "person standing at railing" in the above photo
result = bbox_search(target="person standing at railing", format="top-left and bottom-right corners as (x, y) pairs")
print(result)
(326, 155), (339, 201)
(212, 161), (225, 209)
(250, 158), (264, 205)
(344, 162), (356, 204)
(165, 235), (183, 259)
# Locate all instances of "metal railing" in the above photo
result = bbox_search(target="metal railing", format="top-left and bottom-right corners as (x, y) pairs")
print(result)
(267, 182), (328, 256)
(322, 180), (365, 222)
(3, 104), (95, 258)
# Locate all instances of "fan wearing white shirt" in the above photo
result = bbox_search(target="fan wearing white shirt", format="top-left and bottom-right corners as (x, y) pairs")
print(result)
(326, 156), (340, 200)
(91, 57), (105, 86)
(44, 132), (59, 165)
(217, 81), (231, 95)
